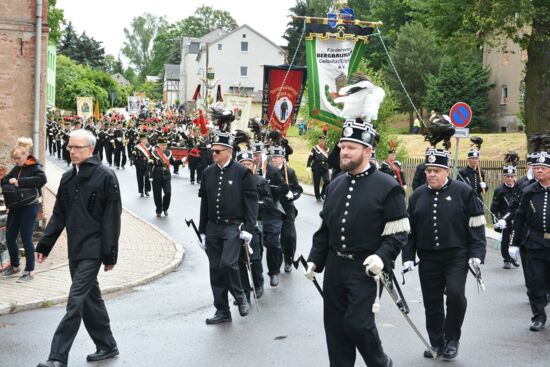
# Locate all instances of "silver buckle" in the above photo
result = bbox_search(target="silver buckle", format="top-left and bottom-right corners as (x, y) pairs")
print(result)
(336, 251), (354, 260)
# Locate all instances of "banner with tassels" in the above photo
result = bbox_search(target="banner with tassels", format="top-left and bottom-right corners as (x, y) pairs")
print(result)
(262, 65), (306, 135)
(304, 18), (374, 127)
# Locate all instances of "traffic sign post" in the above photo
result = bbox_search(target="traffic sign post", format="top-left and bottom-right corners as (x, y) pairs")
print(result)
(449, 102), (473, 179)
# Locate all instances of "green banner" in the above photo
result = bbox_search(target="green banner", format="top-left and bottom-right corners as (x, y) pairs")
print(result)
(305, 21), (373, 127)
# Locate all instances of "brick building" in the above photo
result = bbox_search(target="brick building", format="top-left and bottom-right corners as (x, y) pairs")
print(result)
(0, 0), (49, 167)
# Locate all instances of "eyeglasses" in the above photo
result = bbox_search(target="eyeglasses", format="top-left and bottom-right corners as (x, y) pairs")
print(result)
(66, 145), (91, 151)
(211, 148), (229, 155)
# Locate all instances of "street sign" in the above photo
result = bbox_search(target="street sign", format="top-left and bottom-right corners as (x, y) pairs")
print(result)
(449, 102), (472, 128)
(453, 127), (470, 139)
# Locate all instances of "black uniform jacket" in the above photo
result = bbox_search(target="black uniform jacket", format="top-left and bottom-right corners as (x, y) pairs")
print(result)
(403, 179), (487, 262)
(511, 181), (550, 250)
(307, 145), (329, 172)
(266, 164), (303, 216)
(490, 183), (515, 220)
(36, 156), (121, 265)
(254, 174), (280, 221)
(458, 165), (488, 196)
(199, 160), (258, 234)
(308, 164), (409, 272)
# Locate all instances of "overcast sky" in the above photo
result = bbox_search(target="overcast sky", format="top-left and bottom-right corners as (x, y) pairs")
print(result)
(57, 0), (297, 58)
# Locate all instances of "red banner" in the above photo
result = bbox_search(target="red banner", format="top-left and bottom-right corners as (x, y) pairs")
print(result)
(262, 65), (307, 135)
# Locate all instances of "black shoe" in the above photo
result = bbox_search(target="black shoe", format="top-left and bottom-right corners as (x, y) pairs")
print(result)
(156, 212), (161, 217)
(255, 285), (264, 299)
(238, 298), (250, 317)
(284, 263), (292, 273)
(86, 347), (119, 361)
(530, 320), (545, 331)
(385, 356), (393, 367)
(163, 210), (168, 216)
(423, 346), (443, 358)
(442, 340), (459, 359)
(140, 193), (144, 197)
(190, 181), (195, 185)
(145, 192), (150, 197)
(511, 258), (520, 267)
(37, 360), (67, 367)
(270, 274), (279, 287)
(503, 261), (512, 269)
(233, 293), (251, 305)
(205, 313), (232, 325)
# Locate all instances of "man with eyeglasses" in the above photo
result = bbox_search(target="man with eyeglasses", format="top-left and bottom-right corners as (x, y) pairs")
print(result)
(36, 129), (120, 367)
(198, 130), (258, 324)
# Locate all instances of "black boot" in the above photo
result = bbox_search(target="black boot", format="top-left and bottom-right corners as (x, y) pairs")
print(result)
(442, 340), (459, 359)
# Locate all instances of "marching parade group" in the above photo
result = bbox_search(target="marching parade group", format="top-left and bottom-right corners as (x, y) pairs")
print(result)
(36, 96), (550, 367)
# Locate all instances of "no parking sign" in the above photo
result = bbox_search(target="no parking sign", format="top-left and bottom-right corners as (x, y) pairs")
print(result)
(449, 102), (472, 128)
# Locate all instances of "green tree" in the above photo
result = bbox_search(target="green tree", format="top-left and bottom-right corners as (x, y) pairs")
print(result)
(383, 22), (442, 131)
(47, 0), (65, 44)
(74, 32), (107, 69)
(122, 13), (167, 80)
(58, 22), (79, 59)
(409, 0), (550, 141)
(283, 0), (332, 66)
(104, 55), (124, 75)
(424, 58), (494, 131)
(149, 6), (238, 75)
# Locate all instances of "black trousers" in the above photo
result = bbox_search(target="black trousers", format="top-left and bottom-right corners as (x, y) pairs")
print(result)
(323, 252), (389, 367)
(313, 168), (330, 199)
(55, 141), (62, 159)
(113, 145), (127, 168)
(418, 248), (469, 347)
(95, 141), (104, 161)
(238, 227), (264, 297)
(49, 259), (116, 363)
(188, 156), (201, 183)
(135, 166), (151, 194)
(500, 227), (513, 262)
(152, 173), (171, 213)
(205, 222), (246, 315)
(127, 143), (134, 162)
(281, 208), (297, 266)
(172, 160), (183, 174)
(48, 136), (56, 155)
(263, 218), (283, 276)
(104, 144), (113, 166)
(525, 250), (550, 323)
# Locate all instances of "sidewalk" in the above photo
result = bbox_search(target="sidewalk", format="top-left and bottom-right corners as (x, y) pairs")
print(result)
(0, 162), (183, 315)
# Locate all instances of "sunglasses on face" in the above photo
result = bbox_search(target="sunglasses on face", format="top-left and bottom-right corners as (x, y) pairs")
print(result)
(211, 148), (228, 155)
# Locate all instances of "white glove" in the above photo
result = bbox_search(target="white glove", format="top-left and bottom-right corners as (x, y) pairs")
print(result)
(403, 185), (408, 191)
(363, 255), (384, 276)
(198, 234), (206, 250)
(469, 257), (482, 267)
(480, 182), (487, 190)
(403, 261), (415, 272)
(495, 219), (507, 230)
(117, 137), (122, 142)
(286, 191), (294, 200)
(307, 167), (311, 172)
(304, 262), (317, 280)
(239, 230), (253, 243)
(508, 246), (520, 261)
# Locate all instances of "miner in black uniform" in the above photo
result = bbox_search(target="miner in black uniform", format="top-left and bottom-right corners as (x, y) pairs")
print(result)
(112, 122), (127, 169)
(236, 150), (268, 300)
(306, 119), (408, 367)
(187, 129), (202, 184)
(510, 144), (550, 332)
(150, 137), (173, 217)
(263, 146), (289, 286)
(458, 139), (487, 201)
(198, 126), (257, 324)
(268, 146), (303, 274)
(412, 162), (427, 191)
(55, 119), (63, 159)
(491, 152), (520, 269)
(126, 121), (138, 162)
(104, 122), (115, 167)
(132, 133), (152, 198)
(403, 123), (486, 360)
(307, 135), (330, 201)
(380, 141), (407, 189)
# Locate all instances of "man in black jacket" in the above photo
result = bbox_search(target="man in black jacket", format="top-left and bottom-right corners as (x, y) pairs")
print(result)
(458, 149), (488, 201)
(199, 130), (257, 324)
(36, 129), (120, 367)
(307, 136), (330, 201)
(132, 133), (152, 197)
(306, 119), (409, 367)
(403, 146), (486, 360)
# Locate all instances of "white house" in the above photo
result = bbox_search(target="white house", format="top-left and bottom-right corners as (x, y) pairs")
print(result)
(162, 64), (180, 106)
(179, 25), (285, 109)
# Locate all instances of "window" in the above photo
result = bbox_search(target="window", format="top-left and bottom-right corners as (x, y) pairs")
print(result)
(242, 34), (246, 38)
(240, 66), (248, 77)
(241, 41), (248, 52)
(217, 43), (222, 51)
(501, 85), (508, 105)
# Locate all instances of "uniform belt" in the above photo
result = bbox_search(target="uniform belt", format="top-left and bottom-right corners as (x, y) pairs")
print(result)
(213, 218), (241, 225)
(333, 249), (372, 261)
(336, 251), (355, 260)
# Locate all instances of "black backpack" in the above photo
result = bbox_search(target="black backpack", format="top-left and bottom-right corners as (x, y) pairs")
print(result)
(1, 184), (39, 210)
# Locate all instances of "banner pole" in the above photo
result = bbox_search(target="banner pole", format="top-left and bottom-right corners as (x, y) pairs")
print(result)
(453, 138), (460, 180)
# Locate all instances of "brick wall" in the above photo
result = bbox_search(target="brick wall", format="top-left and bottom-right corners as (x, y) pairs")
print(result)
(0, 0), (49, 168)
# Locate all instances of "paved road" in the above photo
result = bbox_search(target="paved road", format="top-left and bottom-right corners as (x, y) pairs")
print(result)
(0, 156), (548, 366)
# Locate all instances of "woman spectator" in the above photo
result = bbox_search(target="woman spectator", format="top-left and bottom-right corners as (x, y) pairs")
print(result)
(0, 138), (47, 281)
